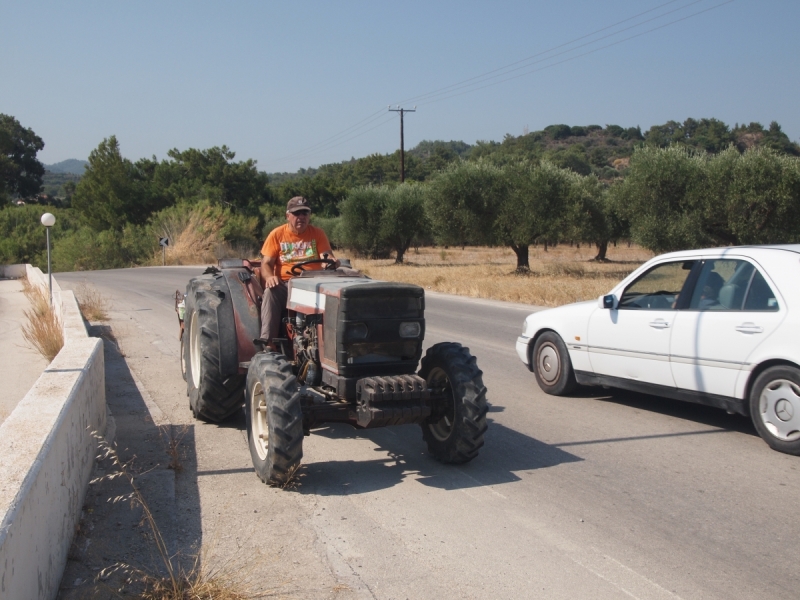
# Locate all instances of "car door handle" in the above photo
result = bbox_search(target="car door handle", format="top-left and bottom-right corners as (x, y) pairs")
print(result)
(735, 322), (763, 334)
(649, 319), (670, 329)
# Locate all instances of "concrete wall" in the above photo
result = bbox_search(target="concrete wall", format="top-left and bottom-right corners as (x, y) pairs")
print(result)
(0, 266), (106, 600)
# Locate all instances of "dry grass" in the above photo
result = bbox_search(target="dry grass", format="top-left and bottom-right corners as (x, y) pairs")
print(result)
(154, 209), (259, 266)
(350, 244), (654, 307)
(75, 281), (110, 321)
(160, 424), (189, 472)
(91, 433), (261, 599)
(20, 277), (64, 361)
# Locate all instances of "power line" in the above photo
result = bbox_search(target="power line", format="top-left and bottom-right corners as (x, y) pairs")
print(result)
(266, 0), (734, 170)
(397, 0), (699, 106)
(415, 0), (734, 108)
(401, 0), (706, 107)
(268, 107), (388, 166)
(267, 114), (397, 169)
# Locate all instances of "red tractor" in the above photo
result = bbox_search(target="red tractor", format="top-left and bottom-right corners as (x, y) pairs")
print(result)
(178, 257), (488, 485)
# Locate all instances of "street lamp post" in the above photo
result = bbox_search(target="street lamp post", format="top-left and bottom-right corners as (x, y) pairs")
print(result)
(41, 213), (56, 305)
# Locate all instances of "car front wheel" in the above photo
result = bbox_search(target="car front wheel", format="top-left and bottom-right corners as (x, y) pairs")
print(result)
(750, 366), (800, 455)
(532, 332), (577, 396)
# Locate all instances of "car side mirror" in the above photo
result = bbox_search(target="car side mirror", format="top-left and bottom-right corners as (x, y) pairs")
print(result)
(599, 294), (617, 309)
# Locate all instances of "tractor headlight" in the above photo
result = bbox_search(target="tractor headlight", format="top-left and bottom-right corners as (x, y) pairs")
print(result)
(399, 321), (421, 338)
(347, 322), (369, 340)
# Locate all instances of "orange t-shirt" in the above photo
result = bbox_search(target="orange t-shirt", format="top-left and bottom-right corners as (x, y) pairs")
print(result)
(261, 224), (333, 281)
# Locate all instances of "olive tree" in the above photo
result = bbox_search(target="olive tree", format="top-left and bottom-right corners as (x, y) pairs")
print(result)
(428, 159), (582, 271)
(620, 145), (800, 253)
(706, 147), (800, 245)
(339, 183), (429, 262)
(499, 161), (575, 270)
(426, 159), (507, 249)
(615, 145), (709, 253)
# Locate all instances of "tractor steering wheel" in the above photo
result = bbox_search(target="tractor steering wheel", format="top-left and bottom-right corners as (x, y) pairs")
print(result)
(290, 257), (337, 276)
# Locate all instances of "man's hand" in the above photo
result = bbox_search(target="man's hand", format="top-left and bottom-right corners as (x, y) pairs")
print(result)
(261, 255), (280, 288)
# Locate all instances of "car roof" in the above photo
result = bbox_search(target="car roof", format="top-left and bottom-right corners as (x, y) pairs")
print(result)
(653, 244), (800, 260)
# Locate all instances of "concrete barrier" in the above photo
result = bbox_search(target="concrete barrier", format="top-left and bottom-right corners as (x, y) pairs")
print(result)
(0, 266), (105, 600)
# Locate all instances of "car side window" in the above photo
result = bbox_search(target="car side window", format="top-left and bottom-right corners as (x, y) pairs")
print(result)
(743, 269), (779, 311)
(688, 259), (778, 311)
(618, 261), (695, 310)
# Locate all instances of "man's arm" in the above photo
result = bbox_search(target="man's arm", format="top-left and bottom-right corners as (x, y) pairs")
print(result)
(317, 229), (340, 268)
(261, 255), (281, 289)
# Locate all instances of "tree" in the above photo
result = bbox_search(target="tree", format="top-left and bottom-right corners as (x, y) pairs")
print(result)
(618, 145), (800, 253)
(338, 185), (392, 259)
(427, 160), (507, 249)
(644, 118), (734, 153)
(712, 148), (800, 244)
(566, 175), (628, 261)
(274, 175), (344, 217)
(499, 161), (575, 270)
(0, 204), (81, 267)
(152, 146), (272, 214)
(426, 159), (584, 270)
(380, 183), (428, 263)
(71, 136), (153, 231)
(338, 183), (429, 263)
(615, 145), (709, 253)
(0, 114), (45, 204)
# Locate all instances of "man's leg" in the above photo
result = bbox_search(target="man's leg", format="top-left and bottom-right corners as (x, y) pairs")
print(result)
(260, 281), (288, 340)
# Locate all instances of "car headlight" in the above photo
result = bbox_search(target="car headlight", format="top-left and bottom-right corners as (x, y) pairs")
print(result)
(399, 321), (421, 338)
(347, 323), (369, 340)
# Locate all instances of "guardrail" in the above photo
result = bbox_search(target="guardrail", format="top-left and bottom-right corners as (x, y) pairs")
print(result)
(0, 265), (106, 600)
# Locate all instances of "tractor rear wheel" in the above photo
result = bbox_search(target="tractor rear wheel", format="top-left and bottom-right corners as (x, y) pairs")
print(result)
(419, 342), (488, 464)
(184, 276), (246, 422)
(245, 352), (304, 485)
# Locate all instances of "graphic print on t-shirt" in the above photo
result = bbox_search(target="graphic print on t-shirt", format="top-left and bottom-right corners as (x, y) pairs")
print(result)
(280, 239), (318, 264)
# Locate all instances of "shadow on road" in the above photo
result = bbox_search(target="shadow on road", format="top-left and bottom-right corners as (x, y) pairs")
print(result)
(58, 325), (202, 599)
(294, 411), (581, 496)
(588, 387), (758, 437)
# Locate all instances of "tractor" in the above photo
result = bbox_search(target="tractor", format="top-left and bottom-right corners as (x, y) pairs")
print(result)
(177, 257), (488, 485)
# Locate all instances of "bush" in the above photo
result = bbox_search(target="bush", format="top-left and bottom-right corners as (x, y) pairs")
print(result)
(0, 205), (81, 268)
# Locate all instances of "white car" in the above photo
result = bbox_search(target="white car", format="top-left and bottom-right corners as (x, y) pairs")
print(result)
(516, 245), (800, 455)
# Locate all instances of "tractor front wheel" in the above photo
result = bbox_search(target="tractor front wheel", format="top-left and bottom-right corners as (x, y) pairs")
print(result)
(245, 352), (304, 485)
(419, 343), (488, 464)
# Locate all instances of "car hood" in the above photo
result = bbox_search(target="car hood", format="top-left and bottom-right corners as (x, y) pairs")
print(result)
(522, 299), (598, 340)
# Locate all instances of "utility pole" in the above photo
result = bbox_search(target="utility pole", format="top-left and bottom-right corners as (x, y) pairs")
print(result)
(389, 105), (416, 182)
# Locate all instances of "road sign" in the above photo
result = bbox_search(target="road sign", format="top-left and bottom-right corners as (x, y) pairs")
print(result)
(159, 237), (169, 247)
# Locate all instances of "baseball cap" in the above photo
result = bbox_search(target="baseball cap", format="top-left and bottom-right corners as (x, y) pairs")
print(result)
(286, 196), (311, 213)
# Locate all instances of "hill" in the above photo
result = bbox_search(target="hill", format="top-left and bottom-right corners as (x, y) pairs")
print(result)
(44, 159), (87, 175)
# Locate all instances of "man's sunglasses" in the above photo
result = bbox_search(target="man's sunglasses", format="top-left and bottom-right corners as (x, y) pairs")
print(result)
(292, 210), (311, 216)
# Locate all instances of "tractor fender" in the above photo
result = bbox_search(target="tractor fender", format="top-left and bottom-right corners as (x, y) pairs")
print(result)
(220, 267), (262, 371)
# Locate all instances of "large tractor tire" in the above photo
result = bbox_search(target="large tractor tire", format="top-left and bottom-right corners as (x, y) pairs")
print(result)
(419, 342), (488, 464)
(184, 275), (246, 422)
(245, 352), (304, 485)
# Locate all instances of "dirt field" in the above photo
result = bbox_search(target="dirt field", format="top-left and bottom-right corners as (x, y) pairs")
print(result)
(348, 244), (654, 307)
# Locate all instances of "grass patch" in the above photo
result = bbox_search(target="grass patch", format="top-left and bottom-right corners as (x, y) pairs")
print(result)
(20, 277), (64, 362)
(75, 282), (110, 321)
(90, 433), (259, 599)
(350, 244), (653, 306)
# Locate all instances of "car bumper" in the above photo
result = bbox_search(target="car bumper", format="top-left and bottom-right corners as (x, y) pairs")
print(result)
(516, 335), (530, 366)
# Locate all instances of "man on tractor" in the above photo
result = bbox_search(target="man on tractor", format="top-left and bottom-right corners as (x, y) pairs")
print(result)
(258, 196), (338, 348)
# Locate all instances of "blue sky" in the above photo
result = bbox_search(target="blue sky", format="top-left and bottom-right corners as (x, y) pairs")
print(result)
(2, 1), (798, 173)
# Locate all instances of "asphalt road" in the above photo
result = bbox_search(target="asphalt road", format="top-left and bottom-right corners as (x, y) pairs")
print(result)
(57, 266), (800, 599)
